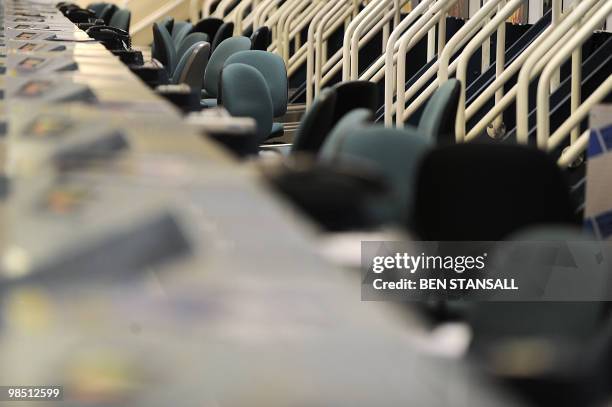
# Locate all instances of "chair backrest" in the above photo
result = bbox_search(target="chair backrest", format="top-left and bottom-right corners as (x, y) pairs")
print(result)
(320, 108), (373, 162)
(251, 26), (271, 51)
(468, 226), (607, 354)
(291, 88), (337, 154)
(87, 2), (107, 17)
(160, 16), (174, 34)
(211, 22), (234, 52)
(413, 143), (577, 241)
(177, 32), (210, 61)
(331, 80), (378, 124)
(325, 126), (432, 225)
(220, 63), (273, 144)
(99, 3), (117, 25)
(203, 36), (251, 98)
(152, 22), (177, 74)
(171, 21), (193, 48)
(418, 79), (461, 143)
(172, 42), (210, 93)
(193, 17), (223, 40)
(224, 50), (287, 117)
(109, 8), (130, 32)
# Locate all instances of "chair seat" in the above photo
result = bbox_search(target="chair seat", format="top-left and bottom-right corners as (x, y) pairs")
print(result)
(268, 122), (284, 139)
(201, 98), (218, 108)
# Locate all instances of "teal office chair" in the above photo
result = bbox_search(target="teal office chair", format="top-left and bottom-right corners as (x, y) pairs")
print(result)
(220, 63), (273, 145)
(291, 88), (337, 153)
(152, 17), (174, 61)
(177, 32), (210, 59)
(323, 126), (432, 225)
(201, 36), (251, 108)
(152, 22), (176, 74)
(224, 50), (287, 138)
(109, 8), (130, 32)
(160, 16), (174, 34)
(171, 21), (193, 48)
(171, 41), (210, 93)
(416, 79), (461, 143)
(319, 108), (373, 161)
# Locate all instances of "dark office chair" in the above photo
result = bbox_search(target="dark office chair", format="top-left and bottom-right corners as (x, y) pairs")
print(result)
(193, 17), (223, 40)
(250, 26), (271, 50)
(331, 80), (378, 124)
(109, 8), (130, 32)
(319, 108), (373, 161)
(220, 63), (273, 144)
(171, 21), (193, 48)
(224, 50), (287, 138)
(211, 22), (234, 52)
(323, 126), (432, 225)
(152, 22), (177, 74)
(413, 143), (577, 241)
(201, 36), (251, 107)
(291, 88), (338, 153)
(98, 3), (117, 25)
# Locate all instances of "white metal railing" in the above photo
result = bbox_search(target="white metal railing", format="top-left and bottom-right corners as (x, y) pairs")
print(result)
(514, 0), (602, 145)
(453, 0), (527, 141)
(131, 0), (190, 37)
(384, 0), (502, 126)
(536, 2), (612, 152)
(455, 0), (572, 143)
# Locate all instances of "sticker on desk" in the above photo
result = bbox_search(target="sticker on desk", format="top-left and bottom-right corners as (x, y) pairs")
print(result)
(23, 115), (73, 139)
(41, 185), (91, 215)
(17, 56), (46, 71)
(15, 32), (37, 40)
(15, 79), (53, 97)
(18, 42), (39, 51)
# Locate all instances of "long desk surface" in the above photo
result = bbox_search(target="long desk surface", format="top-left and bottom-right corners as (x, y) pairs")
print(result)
(0, 3), (523, 406)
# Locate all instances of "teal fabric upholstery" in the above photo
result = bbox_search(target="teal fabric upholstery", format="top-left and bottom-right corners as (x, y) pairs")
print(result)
(160, 16), (174, 34)
(320, 108), (373, 161)
(224, 50), (287, 117)
(152, 22), (177, 74)
(417, 78), (461, 142)
(327, 126), (432, 225)
(171, 42), (210, 92)
(109, 8), (130, 32)
(220, 63), (273, 144)
(291, 88), (337, 153)
(172, 21), (193, 48)
(203, 36), (251, 99)
(177, 32), (210, 60)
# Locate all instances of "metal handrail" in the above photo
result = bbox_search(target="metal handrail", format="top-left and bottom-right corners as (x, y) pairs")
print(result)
(396, 0), (499, 125)
(536, 2), (612, 150)
(394, 0), (459, 127)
